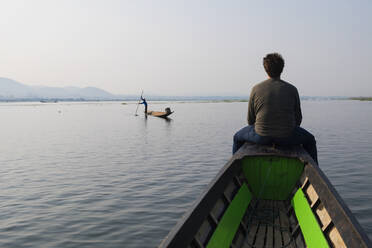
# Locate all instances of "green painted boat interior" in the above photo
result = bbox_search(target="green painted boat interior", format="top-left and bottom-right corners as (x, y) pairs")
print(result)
(242, 156), (304, 200)
(206, 184), (252, 248)
(291, 188), (329, 248)
(206, 156), (313, 248)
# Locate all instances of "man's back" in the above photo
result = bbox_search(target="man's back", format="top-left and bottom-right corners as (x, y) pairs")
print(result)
(233, 53), (317, 162)
(248, 78), (302, 137)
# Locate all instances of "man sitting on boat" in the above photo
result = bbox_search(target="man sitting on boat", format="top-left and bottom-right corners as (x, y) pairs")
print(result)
(233, 53), (318, 163)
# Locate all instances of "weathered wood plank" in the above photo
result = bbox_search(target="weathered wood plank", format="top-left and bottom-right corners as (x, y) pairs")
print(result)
(234, 143), (308, 161)
(305, 184), (318, 206)
(254, 200), (267, 248)
(210, 198), (226, 221)
(194, 219), (212, 245)
(243, 204), (259, 248)
(288, 210), (298, 233)
(232, 229), (245, 248)
(273, 201), (282, 247)
(255, 224), (266, 248)
(224, 181), (238, 201)
(299, 175), (308, 187)
(287, 203), (304, 248)
(278, 201), (295, 248)
(242, 221), (259, 248)
(315, 202), (332, 231)
(265, 200), (274, 248)
(295, 234), (306, 248)
(329, 226), (347, 248)
(192, 238), (204, 248)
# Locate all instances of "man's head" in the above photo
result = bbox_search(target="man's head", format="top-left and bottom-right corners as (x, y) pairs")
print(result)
(263, 53), (284, 78)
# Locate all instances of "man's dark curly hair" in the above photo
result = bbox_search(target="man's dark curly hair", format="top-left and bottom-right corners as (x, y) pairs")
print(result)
(263, 53), (284, 78)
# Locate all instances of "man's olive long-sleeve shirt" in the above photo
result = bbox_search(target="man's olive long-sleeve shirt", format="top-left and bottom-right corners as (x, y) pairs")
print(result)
(248, 78), (302, 137)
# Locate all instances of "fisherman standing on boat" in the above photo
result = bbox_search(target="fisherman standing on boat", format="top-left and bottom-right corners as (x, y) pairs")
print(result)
(140, 96), (148, 114)
(233, 53), (318, 163)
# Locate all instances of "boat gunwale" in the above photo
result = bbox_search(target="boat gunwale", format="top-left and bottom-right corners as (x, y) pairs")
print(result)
(158, 143), (372, 248)
(159, 149), (242, 247)
(303, 159), (372, 247)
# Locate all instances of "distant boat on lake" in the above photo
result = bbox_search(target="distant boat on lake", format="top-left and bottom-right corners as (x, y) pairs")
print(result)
(147, 107), (173, 118)
(40, 99), (58, 103)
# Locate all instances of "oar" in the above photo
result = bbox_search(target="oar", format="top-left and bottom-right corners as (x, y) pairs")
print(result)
(134, 90), (144, 116)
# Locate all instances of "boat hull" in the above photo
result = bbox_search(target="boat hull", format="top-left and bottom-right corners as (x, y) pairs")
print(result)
(147, 111), (173, 118)
(159, 143), (371, 248)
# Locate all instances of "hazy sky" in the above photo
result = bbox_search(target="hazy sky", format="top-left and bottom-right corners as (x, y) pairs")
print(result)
(0, 0), (371, 96)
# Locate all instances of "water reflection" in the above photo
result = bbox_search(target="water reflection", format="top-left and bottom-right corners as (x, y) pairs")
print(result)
(163, 117), (172, 123)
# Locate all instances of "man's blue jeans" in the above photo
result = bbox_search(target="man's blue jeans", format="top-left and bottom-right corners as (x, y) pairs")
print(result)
(233, 125), (318, 164)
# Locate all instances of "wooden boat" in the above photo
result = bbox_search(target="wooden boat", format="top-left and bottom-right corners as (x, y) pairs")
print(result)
(159, 143), (371, 248)
(147, 107), (173, 118)
(40, 99), (58, 103)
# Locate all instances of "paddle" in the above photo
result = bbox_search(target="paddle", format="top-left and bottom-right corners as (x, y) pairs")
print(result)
(134, 90), (144, 116)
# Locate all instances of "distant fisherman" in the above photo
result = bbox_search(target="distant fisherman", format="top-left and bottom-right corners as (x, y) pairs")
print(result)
(140, 96), (148, 114)
(233, 53), (318, 164)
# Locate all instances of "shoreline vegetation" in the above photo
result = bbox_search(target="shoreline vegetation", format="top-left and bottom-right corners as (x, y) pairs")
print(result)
(349, 97), (372, 101)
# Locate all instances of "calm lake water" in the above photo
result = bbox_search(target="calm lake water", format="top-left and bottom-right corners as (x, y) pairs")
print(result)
(0, 100), (371, 247)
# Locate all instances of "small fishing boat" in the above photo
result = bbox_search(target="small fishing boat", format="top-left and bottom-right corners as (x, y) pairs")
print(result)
(159, 143), (371, 248)
(40, 99), (58, 103)
(147, 107), (173, 118)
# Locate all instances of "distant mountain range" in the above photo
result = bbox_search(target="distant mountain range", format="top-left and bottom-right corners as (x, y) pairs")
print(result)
(0, 77), (353, 102)
(0, 77), (120, 101)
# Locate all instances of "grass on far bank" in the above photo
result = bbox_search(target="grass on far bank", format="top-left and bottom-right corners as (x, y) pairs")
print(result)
(349, 97), (372, 101)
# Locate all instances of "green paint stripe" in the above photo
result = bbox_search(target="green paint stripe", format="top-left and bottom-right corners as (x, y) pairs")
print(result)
(206, 184), (252, 248)
(291, 188), (329, 248)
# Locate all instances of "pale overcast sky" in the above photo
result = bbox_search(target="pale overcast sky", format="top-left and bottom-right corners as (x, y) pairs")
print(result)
(0, 0), (371, 96)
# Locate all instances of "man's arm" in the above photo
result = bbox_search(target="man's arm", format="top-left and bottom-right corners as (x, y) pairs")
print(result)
(247, 89), (256, 125)
(294, 88), (302, 126)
